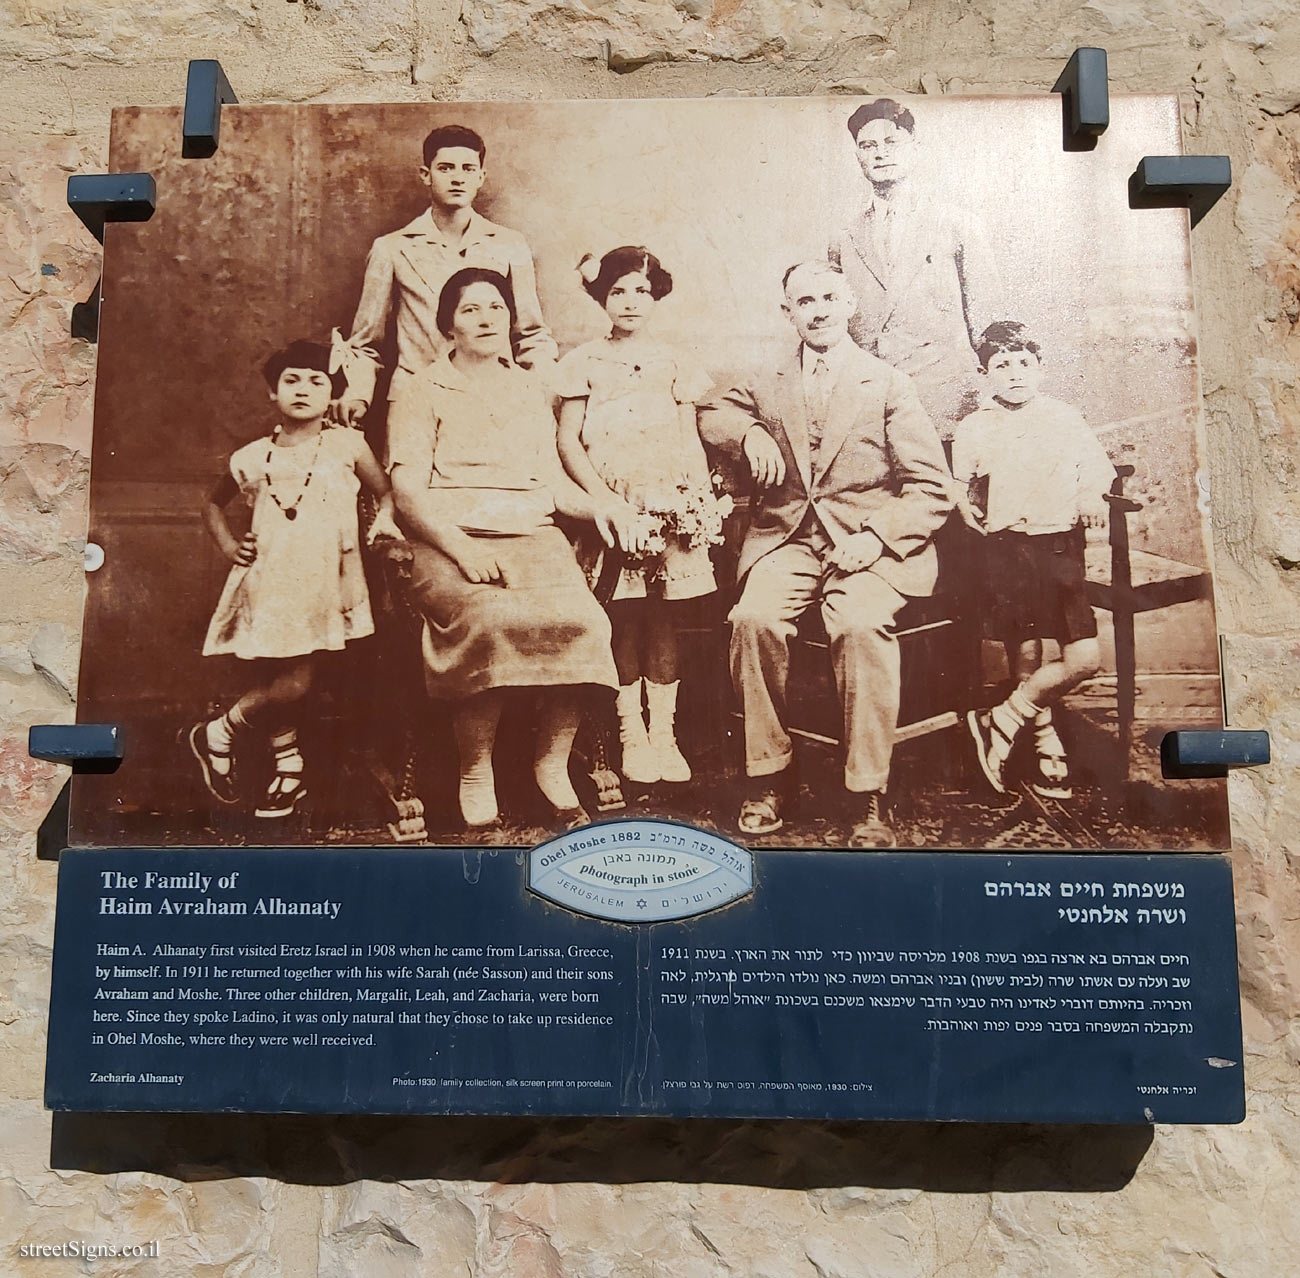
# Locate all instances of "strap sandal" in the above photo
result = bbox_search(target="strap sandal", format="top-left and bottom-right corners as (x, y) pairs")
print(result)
(388, 795), (428, 844)
(738, 789), (787, 836)
(967, 709), (1013, 795)
(254, 766), (308, 819)
(1029, 718), (1073, 799)
(188, 722), (239, 805)
(1031, 747), (1073, 800)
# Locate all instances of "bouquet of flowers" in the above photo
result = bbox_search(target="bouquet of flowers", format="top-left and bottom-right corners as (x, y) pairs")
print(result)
(622, 473), (735, 581)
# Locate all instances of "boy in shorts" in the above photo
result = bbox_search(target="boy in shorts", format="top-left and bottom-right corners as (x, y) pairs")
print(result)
(953, 321), (1115, 798)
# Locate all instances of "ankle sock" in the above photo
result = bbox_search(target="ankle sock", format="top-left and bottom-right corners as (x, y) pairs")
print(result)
(1033, 705), (1062, 745)
(204, 707), (245, 775)
(270, 727), (304, 777)
(646, 680), (690, 779)
(988, 686), (1040, 767)
(615, 680), (645, 726)
(645, 679), (680, 739)
(458, 757), (498, 826)
(1007, 686), (1042, 722)
(534, 756), (579, 811)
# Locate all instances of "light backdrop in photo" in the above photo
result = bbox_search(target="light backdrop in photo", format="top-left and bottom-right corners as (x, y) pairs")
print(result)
(98, 94), (1207, 545)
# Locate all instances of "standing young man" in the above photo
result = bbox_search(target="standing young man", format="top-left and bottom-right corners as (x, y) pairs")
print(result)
(338, 125), (557, 422)
(829, 99), (1001, 437)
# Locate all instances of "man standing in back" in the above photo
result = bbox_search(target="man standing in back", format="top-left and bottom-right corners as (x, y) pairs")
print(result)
(830, 99), (1001, 437)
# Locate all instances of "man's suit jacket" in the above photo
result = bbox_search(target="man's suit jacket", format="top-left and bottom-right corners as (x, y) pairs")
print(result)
(699, 343), (954, 599)
(345, 209), (557, 405)
(828, 193), (1000, 429)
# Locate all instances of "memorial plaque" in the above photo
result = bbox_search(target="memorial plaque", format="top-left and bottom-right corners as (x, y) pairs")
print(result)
(48, 846), (1242, 1121)
(47, 91), (1245, 1123)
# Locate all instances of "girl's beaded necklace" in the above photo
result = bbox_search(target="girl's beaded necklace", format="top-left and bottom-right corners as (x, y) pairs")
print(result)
(264, 425), (322, 521)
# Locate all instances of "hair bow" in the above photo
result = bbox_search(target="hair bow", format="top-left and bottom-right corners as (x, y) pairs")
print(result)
(328, 327), (378, 398)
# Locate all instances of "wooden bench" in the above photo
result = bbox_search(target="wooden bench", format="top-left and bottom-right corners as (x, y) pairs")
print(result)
(1086, 465), (1213, 780)
(782, 513), (985, 753)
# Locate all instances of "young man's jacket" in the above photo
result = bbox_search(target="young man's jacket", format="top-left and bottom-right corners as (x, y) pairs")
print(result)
(344, 209), (557, 405)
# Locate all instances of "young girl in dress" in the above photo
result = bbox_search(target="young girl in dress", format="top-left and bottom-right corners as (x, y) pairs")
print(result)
(556, 246), (716, 784)
(190, 339), (399, 818)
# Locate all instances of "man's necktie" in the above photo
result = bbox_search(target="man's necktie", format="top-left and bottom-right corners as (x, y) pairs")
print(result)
(808, 357), (831, 454)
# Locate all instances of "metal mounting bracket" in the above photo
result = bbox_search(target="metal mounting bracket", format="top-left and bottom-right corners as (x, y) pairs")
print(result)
(66, 172), (156, 341)
(1161, 730), (1269, 779)
(1053, 47), (1109, 149)
(1129, 155), (1231, 227)
(183, 59), (238, 158)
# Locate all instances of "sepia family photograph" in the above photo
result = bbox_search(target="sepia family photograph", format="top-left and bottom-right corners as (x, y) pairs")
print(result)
(71, 94), (1230, 852)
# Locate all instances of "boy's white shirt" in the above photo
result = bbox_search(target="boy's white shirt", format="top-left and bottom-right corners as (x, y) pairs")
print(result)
(951, 393), (1115, 535)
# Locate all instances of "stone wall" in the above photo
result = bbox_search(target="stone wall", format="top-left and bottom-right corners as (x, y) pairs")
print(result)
(2, 1), (1298, 1273)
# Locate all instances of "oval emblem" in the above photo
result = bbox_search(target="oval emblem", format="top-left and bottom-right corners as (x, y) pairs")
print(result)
(528, 819), (753, 923)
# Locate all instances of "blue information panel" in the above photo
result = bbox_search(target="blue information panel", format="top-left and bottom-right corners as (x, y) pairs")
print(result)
(46, 846), (1244, 1123)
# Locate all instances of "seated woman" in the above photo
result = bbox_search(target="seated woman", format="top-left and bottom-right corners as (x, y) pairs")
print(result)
(387, 267), (628, 831)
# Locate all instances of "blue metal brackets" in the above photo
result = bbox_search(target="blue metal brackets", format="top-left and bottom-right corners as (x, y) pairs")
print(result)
(29, 727), (123, 858)
(66, 172), (156, 342)
(1129, 155), (1232, 228)
(1161, 730), (1269, 779)
(183, 59), (238, 158)
(67, 172), (156, 244)
(1053, 47), (1109, 150)
(29, 727), (122, 858)
(29, 724), (124, 765)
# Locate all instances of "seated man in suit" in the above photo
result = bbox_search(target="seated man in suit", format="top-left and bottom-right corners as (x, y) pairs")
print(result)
(699, 261), (953, 847)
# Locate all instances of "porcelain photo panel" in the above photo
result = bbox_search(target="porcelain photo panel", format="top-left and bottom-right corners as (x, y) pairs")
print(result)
(70, 95), (1228, 851)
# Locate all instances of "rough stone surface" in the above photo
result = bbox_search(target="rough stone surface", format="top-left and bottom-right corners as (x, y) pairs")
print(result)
(2, 0), (1299, 1273)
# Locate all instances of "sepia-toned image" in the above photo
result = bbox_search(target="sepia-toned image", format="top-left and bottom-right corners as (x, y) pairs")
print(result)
(71, 94), (1230, 852)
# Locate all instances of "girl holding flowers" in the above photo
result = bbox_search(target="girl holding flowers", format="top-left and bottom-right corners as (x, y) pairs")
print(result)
(556, 246), (728, 785)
